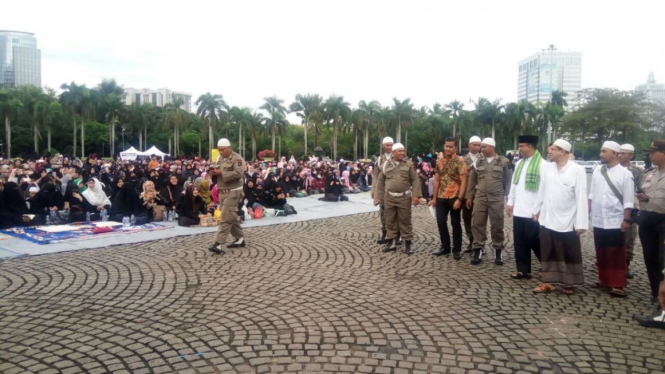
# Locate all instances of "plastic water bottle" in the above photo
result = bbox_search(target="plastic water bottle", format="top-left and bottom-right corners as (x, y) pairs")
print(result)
(49, 210), (56, 224)
(122, 216), (130, 228)
(101, 209), (108, 221)
(174, 212), (178, 220)
(130, 214), (136, 226)
(45, 214), (51, 226)
(86, 212), (91, 223)
(168, 211), (174, 222)
(162, 211), (167, 222)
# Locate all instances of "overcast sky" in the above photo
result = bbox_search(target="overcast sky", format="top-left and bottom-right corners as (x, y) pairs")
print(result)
(4, 0), (665, 118)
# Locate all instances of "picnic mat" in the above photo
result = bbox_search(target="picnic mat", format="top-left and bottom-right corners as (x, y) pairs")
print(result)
(2, 222), (173, 245)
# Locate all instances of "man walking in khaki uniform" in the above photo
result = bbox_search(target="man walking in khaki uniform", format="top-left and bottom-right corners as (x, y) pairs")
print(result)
(465, 137), (512, 265)
(618, 143), (643, 279)
(374, 143), (422, 255)
(372, 137), (395, 245)
(209, 138), (246, 254)
(462, 136), (482, 253)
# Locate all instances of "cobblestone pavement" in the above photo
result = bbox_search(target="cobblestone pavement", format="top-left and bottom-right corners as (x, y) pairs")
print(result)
(1, 207), (664, 374)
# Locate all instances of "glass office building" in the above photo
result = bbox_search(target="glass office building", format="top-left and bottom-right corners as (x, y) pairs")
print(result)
(0, 30), (42, 89)
(518, 45), (581, 106)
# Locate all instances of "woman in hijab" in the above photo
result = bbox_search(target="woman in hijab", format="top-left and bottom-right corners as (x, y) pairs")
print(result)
(140, 180), (163, 222)
(81, 178), (112, 217)
(319, 172), (348, 202)
(148, 169), (162, 191)
(109, 177), (124, 201)
(64, 182), (89, 222)
(279, 175), (296, 197)
(176, 184), (209, 227)
(1, 182), (41, 227)
(197, 179), (213, 207)
(160, 175), (182, 212)
(36, 179), (66, 212)
(110, 182), (142, 222)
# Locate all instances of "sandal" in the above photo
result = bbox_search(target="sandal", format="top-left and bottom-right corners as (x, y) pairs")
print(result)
(533, 284), (556, 293)
(511, 272), (532, 279)
(591, 282), (608, 289)
(562, 287), (575, 295)
(609, 288), (627, 298)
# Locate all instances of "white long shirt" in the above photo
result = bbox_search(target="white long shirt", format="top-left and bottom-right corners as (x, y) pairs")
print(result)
(533, 160), (589, 232)
(507, 155), (546, 218)
(588, 164), (635, 229)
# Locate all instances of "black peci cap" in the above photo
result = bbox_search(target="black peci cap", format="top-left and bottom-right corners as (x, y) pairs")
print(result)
(518, 135), (538, 145)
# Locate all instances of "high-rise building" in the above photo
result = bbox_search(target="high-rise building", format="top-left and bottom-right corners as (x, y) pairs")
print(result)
(518, 45), (581, 106)
(123, 87), (192, 112)
(0, 30), (42, 89)
(636, 73), (665, 103)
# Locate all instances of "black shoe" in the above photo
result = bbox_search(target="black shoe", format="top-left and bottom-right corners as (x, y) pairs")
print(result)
(471, 249), (482, 265)
(634, 308), (665, 329)
(626, 269), (634, 279)
(227, 237), (245, 248)
(376, 230), (388, 244)
(453, 252), (462, 260)
(494, 249), (504, 266)
(382, 240), (396, 253)
(404, 241), (413, 255)
(208, 243), (224, 254)
(463, 242), (473, 254)
(395, 238), (403, 246)
(433, 248), (451, 256)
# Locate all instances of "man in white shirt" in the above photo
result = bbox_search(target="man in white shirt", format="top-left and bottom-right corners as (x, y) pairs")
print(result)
(588, 141), (634, 297)
(532, 139), (588, 295)
(506, 135), (545, 279)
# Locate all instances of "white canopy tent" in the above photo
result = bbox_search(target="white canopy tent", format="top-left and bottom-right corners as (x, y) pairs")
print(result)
(140, 146), (169, 158)
(119, 146), (140, 160)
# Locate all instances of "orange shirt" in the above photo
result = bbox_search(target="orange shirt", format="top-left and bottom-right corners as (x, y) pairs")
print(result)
(435, 156), (467, 199)
(148, 160), (159, 170)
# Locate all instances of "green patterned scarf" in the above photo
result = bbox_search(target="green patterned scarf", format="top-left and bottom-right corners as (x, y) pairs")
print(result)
(513, 151), (542, 192)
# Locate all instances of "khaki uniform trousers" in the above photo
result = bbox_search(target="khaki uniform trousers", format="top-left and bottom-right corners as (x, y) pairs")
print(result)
(379, 203), (386, 231)
(215, 189), (244, 243)
(471, 199), (505, 251)
(625, 222), (638, 263)
(385, 194), (413, 241)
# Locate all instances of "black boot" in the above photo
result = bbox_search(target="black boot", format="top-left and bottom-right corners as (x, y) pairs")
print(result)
(376, 230), (388, 244)
(494, 249), (504, 265)
(404, 240), (413, 255)
(382, 239), (396, 253)
(227, 237), (246, 248)
(471, 248), (482, 265)
(463, 242), (473, 254)
(453, 251), (462, 260)
(432, 247), (451, 256)
(626, 261), (634, 279)
(208, 242), (224, 254)
(395, 233), (403, 246)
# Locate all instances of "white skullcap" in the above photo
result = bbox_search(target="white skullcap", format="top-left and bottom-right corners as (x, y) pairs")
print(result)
(392, 143), (405, 151)
(29, 186), (39, 193)
(553, 139), (572, 152)
(481, 138), (496, 147)
(382, 137), (394, 145)
(620, 143), (634, 153)
(602, 141), (621, 153)
(217, 138), (231, 147)
(469, 136), (482, 144)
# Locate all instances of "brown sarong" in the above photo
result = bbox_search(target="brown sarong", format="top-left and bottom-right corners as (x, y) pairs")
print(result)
(540, 226), (584, 286)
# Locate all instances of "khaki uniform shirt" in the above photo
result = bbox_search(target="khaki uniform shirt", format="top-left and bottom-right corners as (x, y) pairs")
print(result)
(375, 160), (422, 201)
(215, 151), (245, 190)
(627, 165), (644, 209)
(462, 152), (478, 170)
(465, 155), (512, 202)
(640, 167), (665, 214)
(372, 153), (392, 195)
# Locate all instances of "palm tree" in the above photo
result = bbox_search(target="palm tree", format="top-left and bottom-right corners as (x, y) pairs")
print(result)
(551, 90), (568, 108)
(323, 95), (351, 160)
(428, 103), (451, 146)
(350, 108), (367, 160)
(60, 82), (93, 158)
(34, 97), (63, 153)
(196, 93), (227, 152)
(260, 96), (288, 153)
(358, 100), (380, 159)
(391, 98), (414, 150)
(0, 89), (23, 158)
(289, 94), (322, 157)
(445, 100), (464, 138)
(245, 111), (264, 160)
(480, 99), (504, 139)
(103, 93), (123, 154)
(165, 96), (188, 156)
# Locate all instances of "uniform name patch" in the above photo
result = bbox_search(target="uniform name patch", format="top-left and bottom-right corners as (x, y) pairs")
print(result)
(237, 160), (242, 166)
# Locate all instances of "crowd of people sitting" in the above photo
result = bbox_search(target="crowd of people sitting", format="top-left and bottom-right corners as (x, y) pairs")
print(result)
(0, 151), (440, 230)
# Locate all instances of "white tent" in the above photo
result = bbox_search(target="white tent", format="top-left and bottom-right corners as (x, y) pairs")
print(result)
(120, 146), (140, 160)
(141, 146), (169, 158)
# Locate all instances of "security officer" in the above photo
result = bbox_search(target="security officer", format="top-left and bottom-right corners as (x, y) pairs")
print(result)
(635, 139), (665, 302)
(373, 137), (396, 245)
(462, 136), (482, 253)
(208, 138), (245, 254)
(374, 143), (422, 255)
(465, 137), (512, 265)
(618, 143), (644, 279)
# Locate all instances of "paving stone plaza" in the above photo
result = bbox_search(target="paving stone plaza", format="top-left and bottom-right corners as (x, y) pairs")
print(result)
(1, 207), (664, 374)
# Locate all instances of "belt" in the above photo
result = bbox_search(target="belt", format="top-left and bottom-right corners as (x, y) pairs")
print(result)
(388, 190), (412, 197)
(220, 186), (243, 194)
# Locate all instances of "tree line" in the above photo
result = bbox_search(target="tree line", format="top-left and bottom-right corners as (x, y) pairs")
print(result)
(1, 79), (663, 161)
